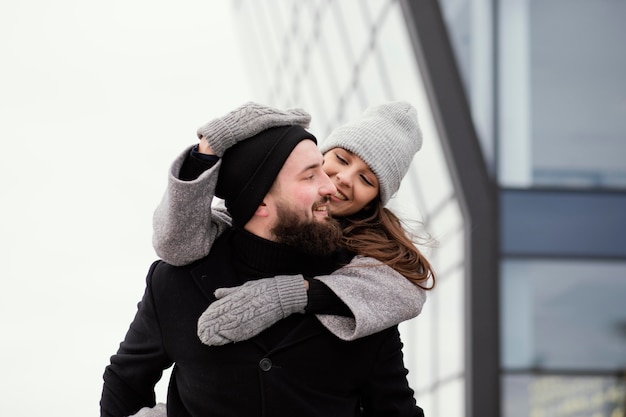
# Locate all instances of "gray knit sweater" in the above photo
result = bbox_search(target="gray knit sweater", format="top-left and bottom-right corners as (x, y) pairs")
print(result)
(152, 146), (426, 340)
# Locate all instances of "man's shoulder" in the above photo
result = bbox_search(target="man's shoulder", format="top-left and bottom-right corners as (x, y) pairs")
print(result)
(150, 229), (235, 282)
(150, 258), (194, 276)
(148, 242), (238, 303)
(147, 259), (195, 294)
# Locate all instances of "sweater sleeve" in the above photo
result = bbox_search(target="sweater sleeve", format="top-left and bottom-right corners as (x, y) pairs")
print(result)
(152, 145), (232, 266)
(304, 279), (352, 316)
(178, 145), (219, 181)
(315, 256), (427, 341)
(101, 261), (173, 417)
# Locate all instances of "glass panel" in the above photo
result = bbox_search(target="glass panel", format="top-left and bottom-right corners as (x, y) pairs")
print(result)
(400, 300), (434, 392)
(438, 0), (495, 173)
(378, 4), (422, 98)
(316, 11), (341, 96)
(238, 2), (469, 415)
(307, 41), (336, 124)
(431, 221), (463, 276)
(338, 91), (363, 125)
(436, 377), (465, 417)
(438, 0), (471, 90)
(363, 0), (389, 26)
(359, 52), (387, 104)
(436, 269), (465, 379)
(501, 259), (626, 371)
(416, 392), (434, 417)
(334, 0), (370, 61)
(301, 72), (328, 133)
(499, 0), (626, 189)
(503, 374), (626, 417)
(498, 0), (532, 187)
(379, 4), (456, 215)
(390, 165), (428, 221)
(501, 190), (626, 258)
(323, 3), (353, 95)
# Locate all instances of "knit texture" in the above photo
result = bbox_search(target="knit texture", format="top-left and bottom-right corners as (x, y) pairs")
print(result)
(197, 275), (308, 346)
(320, 101), (422, 206)
(316, 256), (426, 340)
(152, 151), (427, 340)
(152, 146), (232, 266)
(196, 102), (311, 157)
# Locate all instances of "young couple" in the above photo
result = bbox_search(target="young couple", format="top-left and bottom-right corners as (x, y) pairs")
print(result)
(102, 101), (435, 417)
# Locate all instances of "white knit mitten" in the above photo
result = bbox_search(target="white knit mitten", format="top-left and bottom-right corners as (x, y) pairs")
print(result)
(197, 275), (307, 345)
(196, 102), (311, 157)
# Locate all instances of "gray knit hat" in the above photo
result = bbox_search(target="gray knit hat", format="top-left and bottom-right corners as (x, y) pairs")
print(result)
(319, 101), (422, 206)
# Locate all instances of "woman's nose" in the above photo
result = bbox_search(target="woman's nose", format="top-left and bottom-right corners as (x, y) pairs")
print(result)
(336, 172), (351, 187)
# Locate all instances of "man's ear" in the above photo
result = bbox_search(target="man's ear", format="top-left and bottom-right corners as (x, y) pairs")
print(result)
(254, 201), (270, 218)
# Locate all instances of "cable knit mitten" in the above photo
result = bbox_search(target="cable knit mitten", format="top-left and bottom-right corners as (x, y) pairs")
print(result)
(128, 403), (166, 417)
(197, 275), (307, 346)
(196, 102), (311, 157)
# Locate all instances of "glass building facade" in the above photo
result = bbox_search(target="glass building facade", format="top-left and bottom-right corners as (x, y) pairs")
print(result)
(231, 1), (626, 416)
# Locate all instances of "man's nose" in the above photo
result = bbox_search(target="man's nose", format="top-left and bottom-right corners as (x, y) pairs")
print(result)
(320, 172), (337, 196)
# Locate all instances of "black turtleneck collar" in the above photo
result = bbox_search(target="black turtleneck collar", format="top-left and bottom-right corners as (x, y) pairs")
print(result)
(227, 227), (350, 280)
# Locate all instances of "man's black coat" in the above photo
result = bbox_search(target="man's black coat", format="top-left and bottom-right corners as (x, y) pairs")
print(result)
(101, 229), (423, 417)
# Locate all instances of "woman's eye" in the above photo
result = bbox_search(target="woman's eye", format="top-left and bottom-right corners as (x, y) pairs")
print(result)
(336, 154), (348, 164)
(361, 175), (374, 186)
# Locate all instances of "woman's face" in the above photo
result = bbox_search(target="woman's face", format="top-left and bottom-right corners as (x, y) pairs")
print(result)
(322, 147), (379, 217)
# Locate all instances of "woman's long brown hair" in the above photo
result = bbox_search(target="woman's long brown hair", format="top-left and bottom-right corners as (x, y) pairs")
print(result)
(340, 199), (436, 290)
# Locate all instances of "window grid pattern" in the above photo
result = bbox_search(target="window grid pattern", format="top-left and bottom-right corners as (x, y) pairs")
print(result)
(234, 1), (467, 416)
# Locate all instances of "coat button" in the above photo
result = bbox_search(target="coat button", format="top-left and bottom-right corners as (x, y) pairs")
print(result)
(259, 358), (272, 372)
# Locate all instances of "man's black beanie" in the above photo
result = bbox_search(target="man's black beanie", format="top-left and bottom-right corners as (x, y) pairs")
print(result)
(216, 125), (317, 228)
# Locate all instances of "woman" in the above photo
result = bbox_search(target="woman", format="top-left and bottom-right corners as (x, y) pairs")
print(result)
(152, 101), (436, 344)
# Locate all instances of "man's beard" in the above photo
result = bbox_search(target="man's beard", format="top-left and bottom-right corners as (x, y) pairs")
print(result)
(271, 203), (343, 256)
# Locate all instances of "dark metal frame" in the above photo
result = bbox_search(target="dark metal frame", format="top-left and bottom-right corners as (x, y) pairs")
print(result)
(399, 1), (500, 416)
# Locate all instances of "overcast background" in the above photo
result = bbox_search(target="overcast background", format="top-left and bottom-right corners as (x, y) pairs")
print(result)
(0, 1), (253, 415)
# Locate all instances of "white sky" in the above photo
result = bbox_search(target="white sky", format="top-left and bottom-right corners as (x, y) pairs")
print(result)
(0, 1), (254, 415)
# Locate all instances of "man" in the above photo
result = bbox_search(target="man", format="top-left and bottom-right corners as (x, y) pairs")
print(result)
(101, 109), (423, 417)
